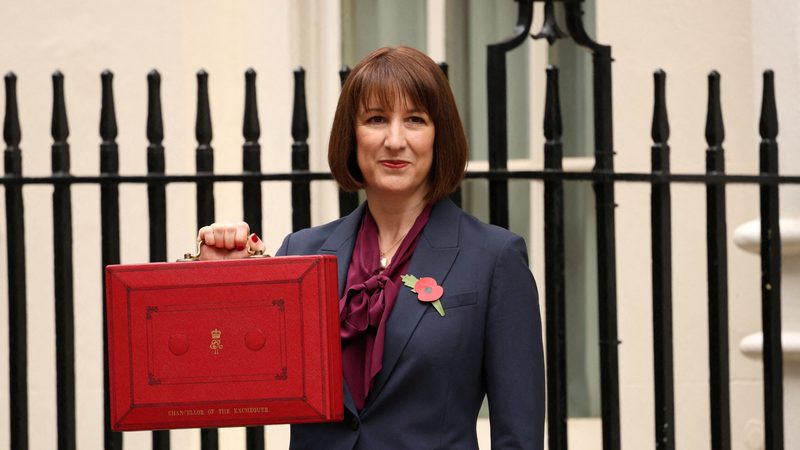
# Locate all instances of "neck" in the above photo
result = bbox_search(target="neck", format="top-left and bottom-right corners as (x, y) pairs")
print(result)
(365, 190), (428, 242)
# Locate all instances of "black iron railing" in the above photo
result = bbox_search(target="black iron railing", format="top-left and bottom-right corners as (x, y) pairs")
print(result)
(650, 69), (675, 449)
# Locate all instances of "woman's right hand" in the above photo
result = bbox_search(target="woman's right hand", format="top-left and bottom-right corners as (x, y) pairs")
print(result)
(196, 221), (266, 260)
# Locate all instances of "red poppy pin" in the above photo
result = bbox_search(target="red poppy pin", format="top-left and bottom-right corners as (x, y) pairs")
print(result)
(401, 274), (445, 317)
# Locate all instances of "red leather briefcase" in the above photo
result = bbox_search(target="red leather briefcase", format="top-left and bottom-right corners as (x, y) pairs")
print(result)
(105, 255), (343, 431)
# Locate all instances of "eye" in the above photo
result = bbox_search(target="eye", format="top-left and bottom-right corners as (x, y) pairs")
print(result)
(407, 115), (428, 125)
(365, 115), (386, 124)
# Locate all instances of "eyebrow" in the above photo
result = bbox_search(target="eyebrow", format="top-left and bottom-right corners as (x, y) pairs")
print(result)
(360, 106), (427, 114)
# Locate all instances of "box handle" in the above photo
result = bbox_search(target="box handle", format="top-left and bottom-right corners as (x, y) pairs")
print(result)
(177, 238), (270, 262)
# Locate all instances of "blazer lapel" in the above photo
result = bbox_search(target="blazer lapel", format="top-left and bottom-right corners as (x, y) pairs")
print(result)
(319, 202), (365, 297)
(317, 202), (365, 414)
(366, 199), (462, 406)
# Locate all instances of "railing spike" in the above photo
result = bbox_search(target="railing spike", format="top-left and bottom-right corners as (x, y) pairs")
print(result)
(759, 70), (778, 141)
(438, 61), (449, 79)
(705, 71), (724, 147)
(542, 61), (568, 450)
(195, 69), (215, 228)
(143, 69), (169, 449)
(243, 68), (260, 142)
(50, 67), (76, 449)
(4, 72), (21, 149)
(291, 67), (310, 231)
(4, 70), (28, 450)
(100, 70), (118, 143)
(98, 68), (122, 450)
(51, 71), (70, 174)
(544, 65), (562, 142)
(241, 67), (263, 241)
(292, 67), (309, 144)
(757, 67), (784, 450)
(196, 69), (212, 146)
(51, 71), (69, 143)
(651, 69), (670, 145)
(147, 70), (164, 144)
(704, 69), (731, 449)
(650, 66), (675, 450)
(339, 65), (351, 88)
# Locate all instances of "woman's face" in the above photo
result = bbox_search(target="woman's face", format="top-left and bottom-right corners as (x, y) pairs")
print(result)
(355, 93), (435, 201)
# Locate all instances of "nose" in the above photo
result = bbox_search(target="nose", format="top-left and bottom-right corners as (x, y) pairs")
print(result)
(383, 119), (406, 151)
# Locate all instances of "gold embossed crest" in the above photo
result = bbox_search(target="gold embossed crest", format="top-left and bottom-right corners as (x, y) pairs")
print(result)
(210, 328), (223, 355)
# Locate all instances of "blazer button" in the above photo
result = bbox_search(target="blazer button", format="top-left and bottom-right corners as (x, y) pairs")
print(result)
(349, 417), (359, 430)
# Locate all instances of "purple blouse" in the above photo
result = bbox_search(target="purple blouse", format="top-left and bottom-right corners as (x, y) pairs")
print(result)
(338, 204), (432, 410)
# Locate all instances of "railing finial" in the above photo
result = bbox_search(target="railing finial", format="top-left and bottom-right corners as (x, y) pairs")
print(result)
(291, 67), (309, 144)
(705, 71), (725, 148)
(4, 72), (21, 148)
(51, 71), (69, 143)
(544, 65), (562, 142)
(100, 70), (118, 143)
(243, 68), (260, 142)
(146, 70), (164, 144)
(651, 69), (669, 145)
(196, 69), (212, 146)
(339, 65), (351, 88)
(759, 70), (778, 141)
(4, 72), (22, 176)
(438, 62), (449, 79)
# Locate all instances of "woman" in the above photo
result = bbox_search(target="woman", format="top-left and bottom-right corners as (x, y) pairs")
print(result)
(199, 46), (544, 449)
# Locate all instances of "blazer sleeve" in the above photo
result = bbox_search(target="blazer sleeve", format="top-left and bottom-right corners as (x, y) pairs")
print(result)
(275, 234), (290, 256)
(484, 235), (545, 449)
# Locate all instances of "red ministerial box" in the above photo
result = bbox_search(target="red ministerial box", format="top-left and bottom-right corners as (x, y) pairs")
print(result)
(105, 256), (343, 431)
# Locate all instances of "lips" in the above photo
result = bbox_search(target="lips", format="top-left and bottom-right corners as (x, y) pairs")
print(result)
(380, 160), (409, 169)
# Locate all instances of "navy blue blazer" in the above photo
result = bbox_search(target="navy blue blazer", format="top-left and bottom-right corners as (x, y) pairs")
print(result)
(276, 198), (544, 449)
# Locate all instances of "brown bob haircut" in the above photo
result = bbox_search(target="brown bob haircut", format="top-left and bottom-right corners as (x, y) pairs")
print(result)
(328, 46), (468, 203)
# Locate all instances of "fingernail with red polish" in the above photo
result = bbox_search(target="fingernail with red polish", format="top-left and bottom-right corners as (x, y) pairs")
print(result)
(251, 234), (260, 242)
(236, 244), (245, 251)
